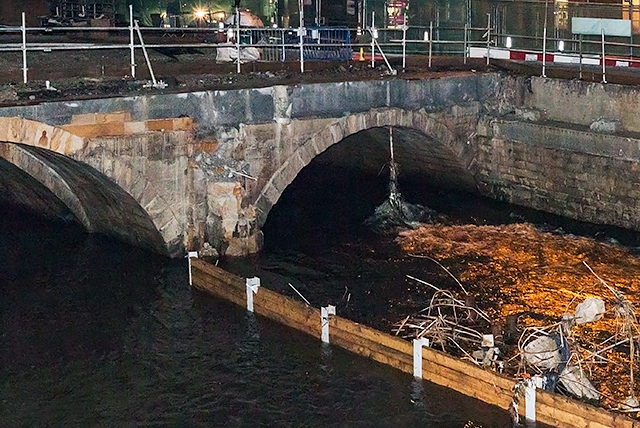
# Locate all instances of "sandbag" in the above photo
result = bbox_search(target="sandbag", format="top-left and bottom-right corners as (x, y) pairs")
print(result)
(523, 335), (561, 370)
(574, 298), (605, 325)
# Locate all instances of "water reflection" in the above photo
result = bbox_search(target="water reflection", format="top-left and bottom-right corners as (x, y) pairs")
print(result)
(0, 204), (511, 427)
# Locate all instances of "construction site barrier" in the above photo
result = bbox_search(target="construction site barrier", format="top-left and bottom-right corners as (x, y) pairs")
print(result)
(189, 257), (639, 428)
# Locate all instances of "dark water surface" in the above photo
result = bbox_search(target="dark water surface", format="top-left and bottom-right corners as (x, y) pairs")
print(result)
(0, 205), (512, 427)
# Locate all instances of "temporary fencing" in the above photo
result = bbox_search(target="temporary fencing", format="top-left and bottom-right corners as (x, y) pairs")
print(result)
(188, 255), (639, 428)
(6, 5), (640, 84)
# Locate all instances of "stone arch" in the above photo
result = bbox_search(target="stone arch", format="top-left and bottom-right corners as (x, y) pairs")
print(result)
(0, 116), (85, 155)
(254, 107), (477, 227)
(0, 140), (168, 256)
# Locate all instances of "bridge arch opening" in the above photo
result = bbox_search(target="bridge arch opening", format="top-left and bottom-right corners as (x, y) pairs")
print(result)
(260, 124), (478, 252)
(0, 142), (167, 256)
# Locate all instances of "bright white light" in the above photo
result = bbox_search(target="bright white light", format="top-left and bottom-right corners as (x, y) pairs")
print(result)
(194, 9), (206, 19)
(505, 36), (512, 49)
(218, 21), (224, 29)
(558, 40), (565, 52)
(423, 31), (429, 41)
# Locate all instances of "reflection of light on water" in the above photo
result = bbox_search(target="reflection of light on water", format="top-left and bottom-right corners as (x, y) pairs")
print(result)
(397, 222), (640, 408)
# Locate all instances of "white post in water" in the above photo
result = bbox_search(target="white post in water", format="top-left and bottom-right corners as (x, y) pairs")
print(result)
(413, 338), (430, 378)
(187, 251), (198, 286)
(21, 12), (27, 84)
(321, 305), (336, 343)
(525, 376), (543, 422)
(129, 5), (136, 78)
(246, 277), (261, 312)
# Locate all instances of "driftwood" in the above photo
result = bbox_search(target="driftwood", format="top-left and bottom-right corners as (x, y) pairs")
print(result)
(395, 261), (640, 416)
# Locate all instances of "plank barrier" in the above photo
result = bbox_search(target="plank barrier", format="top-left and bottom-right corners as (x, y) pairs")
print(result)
(189, 256), (638, 428)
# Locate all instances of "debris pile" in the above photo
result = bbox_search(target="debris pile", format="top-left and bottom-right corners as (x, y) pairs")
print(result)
(365, 127), (434, 232)
(393, 223), (640, 413)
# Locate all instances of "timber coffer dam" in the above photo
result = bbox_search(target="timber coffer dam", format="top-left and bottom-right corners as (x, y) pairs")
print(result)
(4, 71), (640, 426)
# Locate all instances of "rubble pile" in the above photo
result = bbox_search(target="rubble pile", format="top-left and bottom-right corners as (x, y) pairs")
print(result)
(394, 223), (640, 413)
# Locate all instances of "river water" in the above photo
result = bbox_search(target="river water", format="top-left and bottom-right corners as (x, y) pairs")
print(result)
(0, 202), (513, 427)
(6, 150), (640, 426)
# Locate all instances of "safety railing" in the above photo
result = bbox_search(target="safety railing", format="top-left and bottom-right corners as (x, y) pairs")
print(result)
(4, 6), (640, 86)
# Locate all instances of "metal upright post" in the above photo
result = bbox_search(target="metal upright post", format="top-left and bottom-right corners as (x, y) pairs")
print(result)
(542, 0), (548, 77)
(316, 0), (321, 26)
(579, 34), (583, 80)
(402, 14), (407, 70)
(129, 5), (136, 78)
(601, 28), (607, 83)
(299, 0), (305, 72)
(486, 13), (491, 66)
(429, 21), (433, 68)
(371, 11), (376, 68)
(463, 23), (468, 64)
(236, 7), (241, 74)
(21, 12), (27, 84)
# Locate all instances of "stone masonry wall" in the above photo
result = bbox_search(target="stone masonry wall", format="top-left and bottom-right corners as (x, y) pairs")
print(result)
(475, 120), (640, 231)
(7, 74), (640, 257)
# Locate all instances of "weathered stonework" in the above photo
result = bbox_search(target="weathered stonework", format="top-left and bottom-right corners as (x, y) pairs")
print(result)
(3, 74), (640, 257)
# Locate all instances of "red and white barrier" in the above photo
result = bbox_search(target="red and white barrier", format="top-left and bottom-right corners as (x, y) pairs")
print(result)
(469, 47), (640, 69)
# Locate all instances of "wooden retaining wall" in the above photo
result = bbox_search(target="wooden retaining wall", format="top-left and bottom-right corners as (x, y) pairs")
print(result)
(190, 257), (639, 428)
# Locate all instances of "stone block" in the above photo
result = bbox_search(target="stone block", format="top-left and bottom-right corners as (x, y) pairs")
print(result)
(61, 122), (125, 138)
(124, 121), (147, 135)
(225, 233), (261, 257)
(0, 116), (23, 142)
(173, 117), (193, 131)
(100, 111), (132, 123)
(476, 122), (492, 138)
(590, 118), (622, 134)
(70, 113), (98, 125)
(207, 181), (242, 237)
(71, 111), (132, 125)
(515, 108), (545, 122)
(145, 119), (175, 131)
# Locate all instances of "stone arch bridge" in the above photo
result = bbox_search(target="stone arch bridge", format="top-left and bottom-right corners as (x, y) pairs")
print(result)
(3, 74), (640, 257)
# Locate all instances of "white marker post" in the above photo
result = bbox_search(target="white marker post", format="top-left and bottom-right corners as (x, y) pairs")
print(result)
(187, 251), (198, 285)
(525, 375), (543, 422)
(246, 277), (260, 312)
(413, 337), (430, 378)
(321, 305), (336, 343)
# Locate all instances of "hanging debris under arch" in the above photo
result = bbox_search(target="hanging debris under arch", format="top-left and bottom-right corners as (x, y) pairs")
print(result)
(364, 127), (435, 232)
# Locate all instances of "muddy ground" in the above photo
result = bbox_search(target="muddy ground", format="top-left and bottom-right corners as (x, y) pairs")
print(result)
(2, 42), (640, 106)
